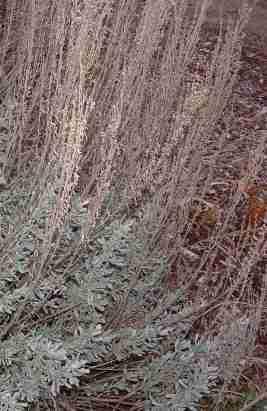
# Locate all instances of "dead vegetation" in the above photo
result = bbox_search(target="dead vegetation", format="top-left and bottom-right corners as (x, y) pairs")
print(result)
(0, 0), (266, 410)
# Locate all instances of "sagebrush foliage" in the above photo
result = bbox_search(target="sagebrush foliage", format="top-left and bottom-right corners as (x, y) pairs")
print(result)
(0, 169), (219, 410)
(0, 0), (257, 409)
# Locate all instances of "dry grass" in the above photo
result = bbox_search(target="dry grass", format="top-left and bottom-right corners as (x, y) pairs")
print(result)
(0, 0), (266, 409)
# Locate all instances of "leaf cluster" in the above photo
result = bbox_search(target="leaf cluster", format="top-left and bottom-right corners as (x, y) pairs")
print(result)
(0, 180), (219, 410)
